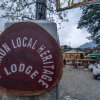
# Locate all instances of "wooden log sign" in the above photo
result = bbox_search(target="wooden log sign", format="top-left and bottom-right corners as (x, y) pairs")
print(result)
(0, 22), (63, 96)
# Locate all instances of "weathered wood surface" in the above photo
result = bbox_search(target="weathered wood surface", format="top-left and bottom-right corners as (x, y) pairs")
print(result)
(0, 21), (61, 100)
(0, 86), (59, 100)
(0, 22), (63, 95)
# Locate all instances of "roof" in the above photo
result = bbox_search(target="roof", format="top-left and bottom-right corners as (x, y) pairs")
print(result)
(64, 50), (86, 54)
(89, 52), (100, 56)
(85, 52), (100, 58)
(85, 55), (96, 58)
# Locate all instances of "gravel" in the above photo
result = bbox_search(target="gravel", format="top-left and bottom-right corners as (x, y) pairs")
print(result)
(59, 65), (100, 100)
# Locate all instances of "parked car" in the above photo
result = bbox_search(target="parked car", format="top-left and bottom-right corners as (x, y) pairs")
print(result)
(88, 63), (94, 72)
(93, 59), (100, 79)
(88, 60), (95, 71)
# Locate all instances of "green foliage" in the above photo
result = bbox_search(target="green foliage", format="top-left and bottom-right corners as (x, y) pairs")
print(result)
(77, 3), (100, 45)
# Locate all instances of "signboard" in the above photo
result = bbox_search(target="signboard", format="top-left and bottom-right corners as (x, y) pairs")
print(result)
(56, 0), (98, 11)
(0, 22), (63, 96)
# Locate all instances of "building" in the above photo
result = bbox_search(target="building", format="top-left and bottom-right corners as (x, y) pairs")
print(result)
(63, 50), (86, 60)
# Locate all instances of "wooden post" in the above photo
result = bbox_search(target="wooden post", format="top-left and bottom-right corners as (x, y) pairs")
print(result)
(1, 86), (59, 100)
(36, 0), (47, 20)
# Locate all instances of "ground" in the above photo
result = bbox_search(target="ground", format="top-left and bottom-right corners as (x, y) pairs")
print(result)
(59, 65), (100, 100)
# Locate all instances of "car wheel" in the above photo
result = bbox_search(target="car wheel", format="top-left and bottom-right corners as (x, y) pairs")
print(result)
(94, 75), (97, 79)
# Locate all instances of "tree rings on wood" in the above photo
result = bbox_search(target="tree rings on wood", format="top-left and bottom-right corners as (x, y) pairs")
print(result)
(0, 22), (63, 96)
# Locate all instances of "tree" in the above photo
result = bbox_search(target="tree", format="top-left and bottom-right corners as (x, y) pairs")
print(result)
(77, 3), (100, 45)
(0, 0), (68, 29)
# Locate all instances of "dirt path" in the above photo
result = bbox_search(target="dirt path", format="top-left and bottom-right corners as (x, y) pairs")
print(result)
(59, 65), (100, 100)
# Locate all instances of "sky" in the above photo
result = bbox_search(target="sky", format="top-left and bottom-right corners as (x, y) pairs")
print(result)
(0, 2), (91, 48)
(58, 7), (91, 48)
(0, 8), (91, 48)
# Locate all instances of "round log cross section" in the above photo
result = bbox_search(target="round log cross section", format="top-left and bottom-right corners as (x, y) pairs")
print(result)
(0, 22), (63, 96)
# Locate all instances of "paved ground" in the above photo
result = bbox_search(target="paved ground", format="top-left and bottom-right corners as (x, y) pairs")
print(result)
(59, 65), (100, 100)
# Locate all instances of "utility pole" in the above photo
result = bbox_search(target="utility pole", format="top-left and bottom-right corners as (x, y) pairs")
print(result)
(36, 0), (47, 20)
